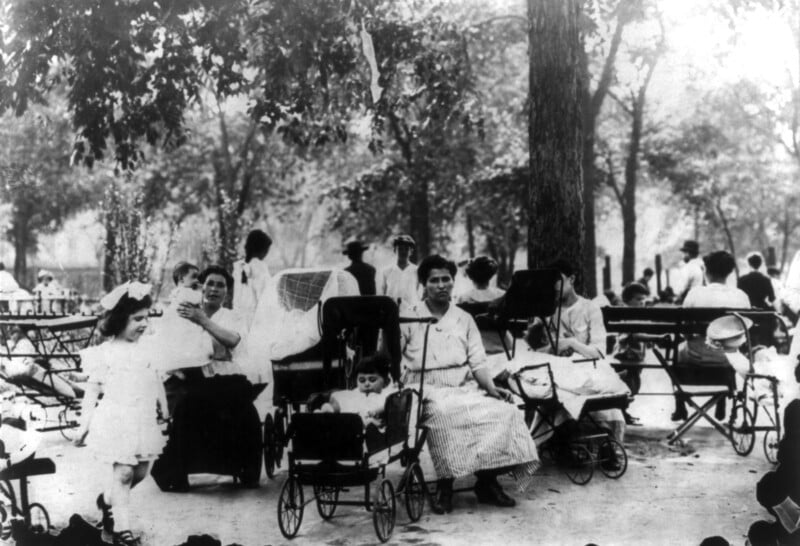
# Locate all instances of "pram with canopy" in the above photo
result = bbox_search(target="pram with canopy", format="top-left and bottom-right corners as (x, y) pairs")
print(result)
(275, 310), (434, 543)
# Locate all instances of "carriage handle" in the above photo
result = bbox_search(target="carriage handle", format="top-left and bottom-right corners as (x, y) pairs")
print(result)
(398, 316), (437, 447)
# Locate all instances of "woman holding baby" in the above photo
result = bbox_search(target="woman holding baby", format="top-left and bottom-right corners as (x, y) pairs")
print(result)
(400, 255), (539, 515)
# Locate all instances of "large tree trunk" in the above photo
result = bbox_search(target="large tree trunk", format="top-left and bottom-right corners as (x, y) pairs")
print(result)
(582, 108), (598, 296)
(528, 0), (585, 286)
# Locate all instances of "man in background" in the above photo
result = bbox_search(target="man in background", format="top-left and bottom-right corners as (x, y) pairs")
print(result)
(343, 240), (376, 296)
(738, 252), (775, 310)
(377, 235), (419, 307)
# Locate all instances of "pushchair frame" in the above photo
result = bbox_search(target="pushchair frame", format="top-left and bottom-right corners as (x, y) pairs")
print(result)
(276, 315), (435, 543)
(510, 361), (630, 485)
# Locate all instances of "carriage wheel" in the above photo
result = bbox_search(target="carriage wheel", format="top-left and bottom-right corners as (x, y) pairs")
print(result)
(0, 481), (16, 511)
(372, 479), (396, 543)
(730, 403), (756, 456)
(58, 406), (79, 441)
(563, 444), (594, 485)
(314, 485), (339, 520)
(403, 463), (425, 522)
(597, 439), (627, 479)
(764, 429), (780, 464)
(277, 477), (304, 539)
(28, 503), (50, 534)
(264, 414), (277, 479)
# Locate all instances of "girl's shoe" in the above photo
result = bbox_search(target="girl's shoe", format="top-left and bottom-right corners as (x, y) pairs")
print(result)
(113, 530), (141, 545)
(96, 493), (114, 534)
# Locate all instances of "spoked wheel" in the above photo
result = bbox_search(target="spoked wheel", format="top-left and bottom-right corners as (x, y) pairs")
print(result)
(403, 463), (425, 522)
(28, 503), (50, 535)
(372, 479), (396, 543)
(563, 444), (594, 485)
(0, 481), (16, 508)
(764, 429), (780, 464)
(264, 414), (277, 479)
(730, 403), (756, 456)
(314, 485), (339, 520)
(277, 477), (304, 539)
(597, 439), (628, 479)
(58, 406), (80, 441)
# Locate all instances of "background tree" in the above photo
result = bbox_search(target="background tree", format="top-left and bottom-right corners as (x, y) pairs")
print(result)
(528, 0), (585, 280)
(580, 0), (639, 296)
(598, 9), (664, 283)
(0, 106), (97, 283)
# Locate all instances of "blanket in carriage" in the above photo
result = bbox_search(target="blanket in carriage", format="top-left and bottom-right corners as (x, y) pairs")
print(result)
(488, 348), (630, 419)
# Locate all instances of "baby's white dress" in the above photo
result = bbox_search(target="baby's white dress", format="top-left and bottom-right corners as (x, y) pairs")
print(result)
(80, 341), (167, 465)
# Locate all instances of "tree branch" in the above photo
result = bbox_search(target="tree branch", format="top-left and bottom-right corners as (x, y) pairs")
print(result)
(591, 2), (631, 115)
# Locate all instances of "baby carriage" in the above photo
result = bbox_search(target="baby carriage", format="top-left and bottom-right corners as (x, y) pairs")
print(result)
(275, 309), (435, 543)
(263, 292), (399, 479)
(0, 315), (98, 440)
(277, 388), (427, 543)
(507, 360), (630, 485)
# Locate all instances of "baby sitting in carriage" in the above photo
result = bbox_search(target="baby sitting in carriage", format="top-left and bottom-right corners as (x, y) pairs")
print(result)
(316, 354), (392, 428)
(706, 315), (799, 404)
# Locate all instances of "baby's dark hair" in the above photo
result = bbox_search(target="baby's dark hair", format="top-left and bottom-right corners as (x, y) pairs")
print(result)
(99, 294), (152, 337)
(355, 353), (391, 381)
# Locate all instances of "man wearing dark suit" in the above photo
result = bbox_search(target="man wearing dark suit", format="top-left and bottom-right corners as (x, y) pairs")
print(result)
(738, 252), (775, 310)
(343, 240), (376, 296)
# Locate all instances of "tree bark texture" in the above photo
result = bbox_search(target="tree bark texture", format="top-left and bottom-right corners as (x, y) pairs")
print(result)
(621, 99), (643, 285)
(528, 0), (585, 286)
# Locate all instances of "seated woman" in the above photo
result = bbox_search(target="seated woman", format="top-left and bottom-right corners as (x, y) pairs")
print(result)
(526, 259), (625, 449)
(401, 255), (539, 514)
(0, 325), (79, 398)
(163, 265), (244, 415)
(456, 256), (511, 358)
(457, 256), (505, 304)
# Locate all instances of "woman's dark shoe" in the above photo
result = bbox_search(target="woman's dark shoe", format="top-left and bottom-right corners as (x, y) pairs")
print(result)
(96, 493), (114, 534)
(430, 479), (453, 514)
(474, 479), (516, 508)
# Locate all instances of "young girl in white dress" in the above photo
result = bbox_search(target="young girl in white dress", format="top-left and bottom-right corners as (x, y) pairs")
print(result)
(74, 282), (167, 546)
(232, 229), (272, 335)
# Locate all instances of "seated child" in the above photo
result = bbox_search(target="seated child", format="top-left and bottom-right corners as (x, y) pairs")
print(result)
(318, 354), (392, 428)
(708, 315), (799, 407)
(612, 282), (666, 425)
(0, 325), (79, 398)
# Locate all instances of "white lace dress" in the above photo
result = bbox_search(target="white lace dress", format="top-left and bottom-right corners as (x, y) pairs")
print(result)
(80, 341), (167, 465)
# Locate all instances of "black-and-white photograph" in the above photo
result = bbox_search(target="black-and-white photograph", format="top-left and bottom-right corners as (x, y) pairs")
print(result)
(1, 0), (799, 544)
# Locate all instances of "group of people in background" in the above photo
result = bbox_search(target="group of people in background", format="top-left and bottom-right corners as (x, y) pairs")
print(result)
(11, 228), (800, 545)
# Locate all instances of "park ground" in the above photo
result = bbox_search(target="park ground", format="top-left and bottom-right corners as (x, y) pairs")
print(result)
(24, 367), (777, 546)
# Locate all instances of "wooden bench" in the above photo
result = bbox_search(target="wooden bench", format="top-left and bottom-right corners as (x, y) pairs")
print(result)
(602, 306), (787, 448)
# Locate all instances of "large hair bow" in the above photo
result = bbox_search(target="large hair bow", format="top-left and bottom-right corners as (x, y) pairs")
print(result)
(99, 281), (152, 311)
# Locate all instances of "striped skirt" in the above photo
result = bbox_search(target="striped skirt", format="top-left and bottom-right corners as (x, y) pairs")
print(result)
(406, 369), (540, 488)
